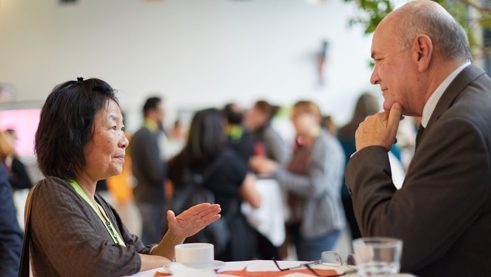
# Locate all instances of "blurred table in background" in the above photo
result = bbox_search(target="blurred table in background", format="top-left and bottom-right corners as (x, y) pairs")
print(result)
(241, 178), (286, 247)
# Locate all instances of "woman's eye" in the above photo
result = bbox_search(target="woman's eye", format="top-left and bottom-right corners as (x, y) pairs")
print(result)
(111, 126), (118, 130)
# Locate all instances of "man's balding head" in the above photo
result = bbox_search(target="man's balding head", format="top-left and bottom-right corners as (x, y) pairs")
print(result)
(382, 0), (471, 62)
(369, 0), (471, 116)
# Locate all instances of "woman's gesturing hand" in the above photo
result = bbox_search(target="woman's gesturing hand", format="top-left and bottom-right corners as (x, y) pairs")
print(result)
(166, 203), (221, 239)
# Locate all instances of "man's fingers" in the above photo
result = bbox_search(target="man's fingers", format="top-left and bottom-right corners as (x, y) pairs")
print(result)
(355, 104), (403, 151)
(387, 103), (402, 138)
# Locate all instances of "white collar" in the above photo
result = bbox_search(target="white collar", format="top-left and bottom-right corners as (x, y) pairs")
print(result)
(421, 62), (470, 128)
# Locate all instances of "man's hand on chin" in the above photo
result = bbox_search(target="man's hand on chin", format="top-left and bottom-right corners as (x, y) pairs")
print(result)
(355, 103), (403, 151)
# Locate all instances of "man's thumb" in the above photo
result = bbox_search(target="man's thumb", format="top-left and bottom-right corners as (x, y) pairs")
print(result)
(387, 103), (402, 141)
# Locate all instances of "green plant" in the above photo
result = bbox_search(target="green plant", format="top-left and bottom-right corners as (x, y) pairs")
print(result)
(343, 0), (491, 59)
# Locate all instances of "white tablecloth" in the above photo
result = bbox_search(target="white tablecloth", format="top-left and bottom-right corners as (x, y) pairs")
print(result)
(129, 260), (415, 276)
(241, 179), (286, 246)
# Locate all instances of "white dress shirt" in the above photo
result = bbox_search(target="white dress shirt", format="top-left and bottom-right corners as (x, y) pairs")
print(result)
(421, 62), (471, 128)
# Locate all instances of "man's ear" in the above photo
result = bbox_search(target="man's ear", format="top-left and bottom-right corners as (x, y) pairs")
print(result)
(412, 34), (433, 72)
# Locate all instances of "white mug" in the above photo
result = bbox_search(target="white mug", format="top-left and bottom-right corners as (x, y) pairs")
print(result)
(175, 243), (214, 268)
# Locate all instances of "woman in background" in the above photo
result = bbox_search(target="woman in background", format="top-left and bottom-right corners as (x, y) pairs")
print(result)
(168, 108), (261, 261)
(26, 78), (220, 276)
(0, 131), (33, 190)
(250, 100), (345, 260)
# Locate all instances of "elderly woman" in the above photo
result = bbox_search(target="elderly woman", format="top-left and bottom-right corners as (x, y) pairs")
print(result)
(250, 100), (345, 261)
(25, 78), (221, 276)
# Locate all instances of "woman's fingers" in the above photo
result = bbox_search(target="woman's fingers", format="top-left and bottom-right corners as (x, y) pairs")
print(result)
(199, 213), (221, 226)
(174, 203), (221, 224)
(166, 210), (177, 225)
(185, 203), (216, 214)
(184, 203), (221, 217)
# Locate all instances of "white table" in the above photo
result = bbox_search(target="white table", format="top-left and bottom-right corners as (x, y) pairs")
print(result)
(241, 178), (286, 246)
(129, 260), (414, 276)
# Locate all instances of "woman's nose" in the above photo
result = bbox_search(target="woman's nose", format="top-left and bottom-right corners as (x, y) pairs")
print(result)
(119, 133), (129, 148)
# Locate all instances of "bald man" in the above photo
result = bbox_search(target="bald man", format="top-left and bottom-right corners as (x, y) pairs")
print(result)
(346, 0), (491, 275)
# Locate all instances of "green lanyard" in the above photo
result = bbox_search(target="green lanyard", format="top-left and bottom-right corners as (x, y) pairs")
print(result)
(68, 179), (126, 247)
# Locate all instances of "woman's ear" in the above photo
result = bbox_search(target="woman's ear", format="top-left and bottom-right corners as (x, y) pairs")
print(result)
(412, 34), (433, 72)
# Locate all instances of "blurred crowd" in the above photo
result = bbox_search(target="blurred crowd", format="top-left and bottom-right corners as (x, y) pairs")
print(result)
(2, 2), (487, 275)
(0, 92), (420, 270)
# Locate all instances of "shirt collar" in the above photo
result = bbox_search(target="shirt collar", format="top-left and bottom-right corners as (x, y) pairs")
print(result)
(421, 61), (470, 128)
(144, 118), (159, 132)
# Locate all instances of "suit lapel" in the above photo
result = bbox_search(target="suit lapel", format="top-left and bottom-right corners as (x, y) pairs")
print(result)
(425, 64), (485, 133)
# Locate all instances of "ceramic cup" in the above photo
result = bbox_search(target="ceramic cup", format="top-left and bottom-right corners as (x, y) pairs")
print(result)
(174, 243), (214, 268)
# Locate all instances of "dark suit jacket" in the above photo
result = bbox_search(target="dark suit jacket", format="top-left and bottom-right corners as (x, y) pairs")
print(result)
(131, 126), (167, 204)
(346, 64), (491, 276)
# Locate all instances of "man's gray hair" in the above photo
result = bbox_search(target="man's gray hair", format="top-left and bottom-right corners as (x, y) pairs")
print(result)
(398, 1), (471, 62)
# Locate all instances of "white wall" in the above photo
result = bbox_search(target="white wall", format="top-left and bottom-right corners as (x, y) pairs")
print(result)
(0, 0), (377, 131)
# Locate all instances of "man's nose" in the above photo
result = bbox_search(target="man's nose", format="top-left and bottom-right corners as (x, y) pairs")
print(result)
(370, 67), (379, 85)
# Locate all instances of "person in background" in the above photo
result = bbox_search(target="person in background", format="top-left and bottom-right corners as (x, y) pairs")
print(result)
(0, 131), (32, 229)
(131, 96), (168, 244)
(3, 129), (33, 190)
(168, 108), (261, 261)
(321, 115), (337, 136)
(165, 119), (187, 159)
(250, 100), (345, 260)
(223, 103), (254, 163)
(107, 131), (136, 231)
(346, 1), (491, 275)
(0, 132), (17, 176)
(244, 100), (289, 259)
(106, 113), (136, 231)
(0, 148), (22, 277)
(337, 92), (403, 240)
(169, 119), (187, 142)
(26, 78), (220, 276)
(245, 100), (288, 165)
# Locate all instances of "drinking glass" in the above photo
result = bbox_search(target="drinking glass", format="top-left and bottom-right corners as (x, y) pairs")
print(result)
(353, 237), (403, 276)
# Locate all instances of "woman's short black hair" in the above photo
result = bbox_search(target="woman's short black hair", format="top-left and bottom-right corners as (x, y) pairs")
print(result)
(35, 78), (118, 180)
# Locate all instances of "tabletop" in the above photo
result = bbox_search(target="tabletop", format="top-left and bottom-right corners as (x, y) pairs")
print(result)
(129, 260), (415, 277)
